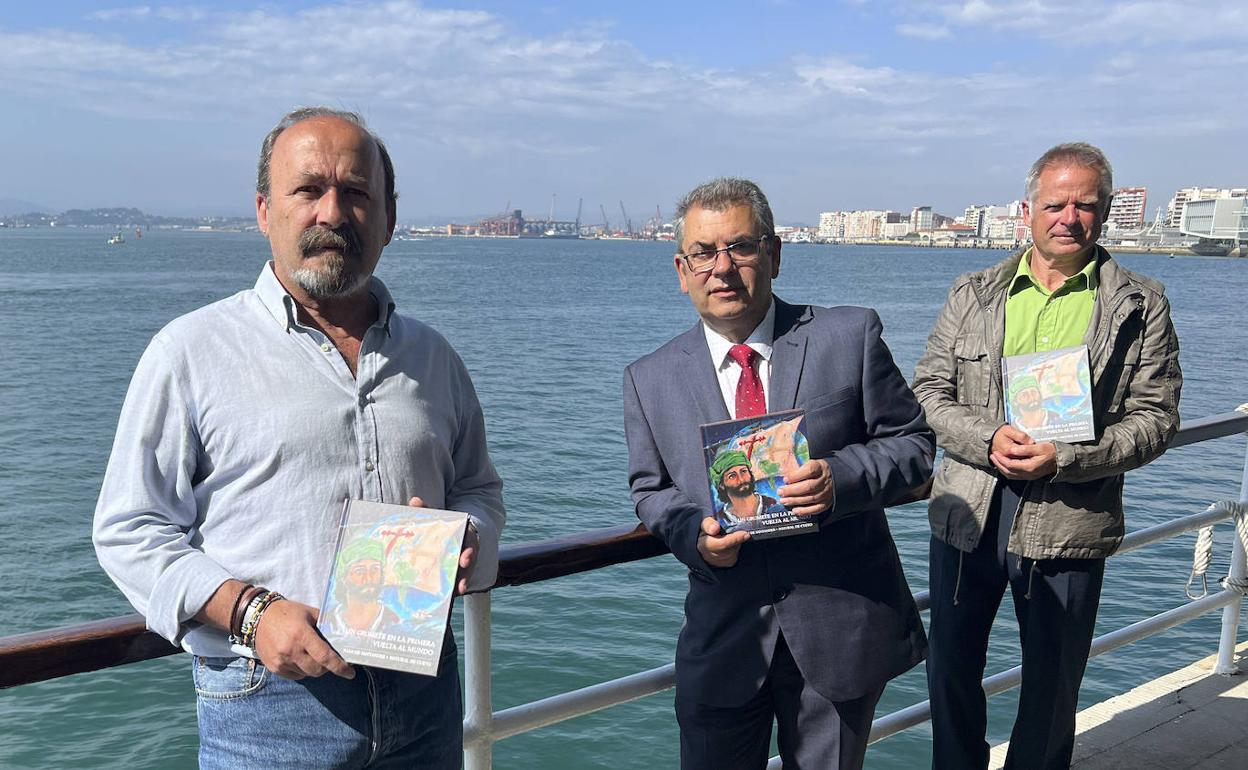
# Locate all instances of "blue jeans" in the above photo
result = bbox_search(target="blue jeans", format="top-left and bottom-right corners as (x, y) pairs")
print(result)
(194, 639), (462, 769)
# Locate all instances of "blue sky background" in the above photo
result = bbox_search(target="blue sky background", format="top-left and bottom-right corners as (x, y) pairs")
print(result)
(2, 1), (1245, 224)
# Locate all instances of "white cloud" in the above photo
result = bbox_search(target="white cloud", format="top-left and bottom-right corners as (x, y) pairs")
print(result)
(795, 58), (912, 100)
(6, 0), (1241, 153)
(3, 0), (1246, 217)
(896, 23), (952, 39)
(925, 1), (1248, 44)
(87, 6), (153, 21)
(5, 2), (701, 141)
(89, 5), (208, 22)
(6, 1), (1244, 148)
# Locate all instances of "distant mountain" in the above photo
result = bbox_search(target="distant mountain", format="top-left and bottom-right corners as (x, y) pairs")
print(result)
(0, 198), (55, 217)
(57, 207), (195, 228)
(1, 207), (255, 230)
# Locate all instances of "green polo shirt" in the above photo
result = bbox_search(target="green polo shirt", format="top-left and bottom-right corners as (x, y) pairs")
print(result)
(1003, 248), (1098, 357)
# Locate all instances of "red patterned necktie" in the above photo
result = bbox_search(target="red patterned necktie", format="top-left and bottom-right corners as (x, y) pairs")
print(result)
(728, 344), (766, 418)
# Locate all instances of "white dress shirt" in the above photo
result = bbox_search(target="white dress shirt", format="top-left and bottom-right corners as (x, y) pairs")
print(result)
(701, 300), (776, 418)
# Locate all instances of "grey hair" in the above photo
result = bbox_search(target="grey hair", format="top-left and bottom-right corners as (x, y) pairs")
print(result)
(673, 177), (776, 246)
(1024, 142), (1113, 212)
(256, 107), (397, 204)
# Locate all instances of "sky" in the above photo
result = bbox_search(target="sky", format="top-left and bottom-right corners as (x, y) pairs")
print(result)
(2, 0), (1246, 224)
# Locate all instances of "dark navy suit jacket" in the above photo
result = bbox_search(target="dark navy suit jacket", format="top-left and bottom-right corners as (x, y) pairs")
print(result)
(623, 298), (933, 706)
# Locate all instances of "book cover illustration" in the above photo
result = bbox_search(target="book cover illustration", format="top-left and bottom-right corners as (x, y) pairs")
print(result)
(700, 408), (817, 540)
(317, 500), (467, 677)
(1001, 344), (1096, 443)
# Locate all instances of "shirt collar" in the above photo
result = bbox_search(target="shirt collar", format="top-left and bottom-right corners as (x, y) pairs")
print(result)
(1009, 247), (1099, 296)
(703, 299), (776, 370)
(253, 261), (397, 335)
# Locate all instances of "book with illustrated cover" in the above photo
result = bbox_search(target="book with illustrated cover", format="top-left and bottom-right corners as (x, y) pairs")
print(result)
(317, 500), (467, 677)
(1001, 344), (1096, 443)
(700, 409), (818, 540)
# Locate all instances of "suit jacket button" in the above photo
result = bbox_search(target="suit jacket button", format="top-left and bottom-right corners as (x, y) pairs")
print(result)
(772, 588), (790, 602)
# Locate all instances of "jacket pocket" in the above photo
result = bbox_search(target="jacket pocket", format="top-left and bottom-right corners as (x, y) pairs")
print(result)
(1104, 362), (1139, 414)
(954, 336), (991, 407)
(928, 458), (988, 547)
(1099, 335), (1142, 414)
(1031, 475), (1126, 556)
(803, 385), (856, 412)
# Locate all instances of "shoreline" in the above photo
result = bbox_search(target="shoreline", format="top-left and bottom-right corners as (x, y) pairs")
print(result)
(800, 239), (1245, 257)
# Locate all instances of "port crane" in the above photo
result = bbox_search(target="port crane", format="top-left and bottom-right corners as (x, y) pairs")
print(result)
(644, 205), (664, 237)
(619, 201), (633, 238)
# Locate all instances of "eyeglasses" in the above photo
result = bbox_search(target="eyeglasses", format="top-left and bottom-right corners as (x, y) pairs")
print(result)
(678, 236), (772, 274)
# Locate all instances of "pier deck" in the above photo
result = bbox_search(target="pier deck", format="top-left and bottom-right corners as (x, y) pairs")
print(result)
(989, 640), (1248, 769)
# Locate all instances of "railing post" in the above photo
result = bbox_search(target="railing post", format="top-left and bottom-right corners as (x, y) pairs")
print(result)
(1214, 424), (1248, 675)
(464, 592), (493, 769)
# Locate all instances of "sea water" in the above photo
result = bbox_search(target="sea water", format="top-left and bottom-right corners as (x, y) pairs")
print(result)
(0, 229), (1245, 768)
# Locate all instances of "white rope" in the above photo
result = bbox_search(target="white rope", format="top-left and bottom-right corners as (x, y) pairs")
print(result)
(1188, 500), (1248, 599)
(1230, 504), (1248, 595)
(1186, 525), (1215, 599)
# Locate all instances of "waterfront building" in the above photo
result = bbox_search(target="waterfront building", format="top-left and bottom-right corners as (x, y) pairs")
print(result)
(880, 221), (912, 239)
(962, 205), (1007, 237)
(1107, 187), (1147, 231)
(961, 205), (986, 235)
(1179, 197), (1248, 254)
(1166, 187), (1248, 227)
(845, 209), (887, 239)
(987, 215), (1025, 241)
(817, 210), (846, 240)
(925, 222), (978, 245)
(911, 205), (934, 232)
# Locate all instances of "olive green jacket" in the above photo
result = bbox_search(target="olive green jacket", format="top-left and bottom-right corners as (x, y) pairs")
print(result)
(912, 246), (1182, 559)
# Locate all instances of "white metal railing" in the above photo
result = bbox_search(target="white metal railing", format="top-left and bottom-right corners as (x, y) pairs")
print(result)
(461, 411), (1248, 769)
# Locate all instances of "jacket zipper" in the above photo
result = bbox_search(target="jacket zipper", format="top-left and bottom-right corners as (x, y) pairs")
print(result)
(972, 267), (1142, 559)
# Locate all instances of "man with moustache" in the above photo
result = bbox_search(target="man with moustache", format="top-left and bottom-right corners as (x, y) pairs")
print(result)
(624, 177), (933, 769)
(913, 143), (1181, 770)
(711, 450), (780, 528)
(93, 107), (505, 768)
(710, 449), (778, 528)
(1007, 375), (1062, 432)
(324, 538), (400, 634)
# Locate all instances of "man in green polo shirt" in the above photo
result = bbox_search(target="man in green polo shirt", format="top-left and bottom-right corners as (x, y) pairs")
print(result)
(913, 142), (1182, 770)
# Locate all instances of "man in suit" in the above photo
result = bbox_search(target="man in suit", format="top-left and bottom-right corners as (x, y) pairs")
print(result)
(623, 177), (934, 769)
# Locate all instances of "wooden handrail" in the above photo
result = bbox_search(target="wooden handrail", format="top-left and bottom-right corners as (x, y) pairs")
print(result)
(2, 483), (935, 689)
(4, 408), (1244, 691)
(495, 522), (668, 587)
(0, 615), (180, 688)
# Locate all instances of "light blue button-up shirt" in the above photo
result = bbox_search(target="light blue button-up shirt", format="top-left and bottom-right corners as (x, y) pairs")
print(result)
(93, 263), (505, 658)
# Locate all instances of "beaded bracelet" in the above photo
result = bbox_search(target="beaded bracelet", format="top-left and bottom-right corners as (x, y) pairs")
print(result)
(239, 591), (285, 649)
(236, 592), (267, 645)
(230, 587), (267, 646)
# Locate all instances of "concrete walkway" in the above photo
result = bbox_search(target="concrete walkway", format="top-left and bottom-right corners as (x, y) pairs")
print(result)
(989, 641), (1248, 769)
